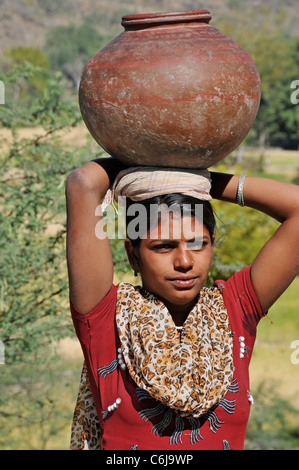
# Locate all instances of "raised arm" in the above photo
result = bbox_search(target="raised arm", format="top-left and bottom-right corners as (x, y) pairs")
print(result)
(65, 157), (124, 314)
(210, 172), (299, 312)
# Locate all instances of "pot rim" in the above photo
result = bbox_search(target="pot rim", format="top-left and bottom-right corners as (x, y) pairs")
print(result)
(121, 9), (212, 28)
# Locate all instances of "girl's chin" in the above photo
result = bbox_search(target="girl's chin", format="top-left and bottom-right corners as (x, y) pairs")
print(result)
(161, 286), (200, 308)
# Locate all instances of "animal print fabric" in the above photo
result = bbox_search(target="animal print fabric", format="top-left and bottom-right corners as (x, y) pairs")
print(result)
(115, 282), (234, 418)
(70, 362), (102, 450)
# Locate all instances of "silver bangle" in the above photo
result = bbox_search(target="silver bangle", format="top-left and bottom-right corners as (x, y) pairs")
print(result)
(236, 175), (247, 207)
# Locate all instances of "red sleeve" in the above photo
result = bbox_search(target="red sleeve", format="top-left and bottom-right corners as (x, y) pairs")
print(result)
(70, 284), (117, 348)
(215, 266), (265, 338)
(70, 284), (118, 418)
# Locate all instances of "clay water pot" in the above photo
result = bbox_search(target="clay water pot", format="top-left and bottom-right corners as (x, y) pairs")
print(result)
(79, 9), (261, 169)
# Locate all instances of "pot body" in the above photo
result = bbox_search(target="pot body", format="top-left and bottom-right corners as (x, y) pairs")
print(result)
(79, 10), (261, 168)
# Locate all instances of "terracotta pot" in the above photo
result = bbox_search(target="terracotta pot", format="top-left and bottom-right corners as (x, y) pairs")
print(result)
(79, 9), (261, 169)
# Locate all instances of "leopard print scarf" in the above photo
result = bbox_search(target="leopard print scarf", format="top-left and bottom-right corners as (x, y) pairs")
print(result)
(116, 282), (234, 419)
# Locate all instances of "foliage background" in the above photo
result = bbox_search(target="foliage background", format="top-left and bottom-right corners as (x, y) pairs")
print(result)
(0, 0), (299, 450)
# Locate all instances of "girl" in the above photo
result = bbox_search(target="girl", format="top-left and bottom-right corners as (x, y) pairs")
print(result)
(66, 158), (299, 450)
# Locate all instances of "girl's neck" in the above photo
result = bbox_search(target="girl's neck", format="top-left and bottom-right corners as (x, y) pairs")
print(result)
(166, 298), (198, 327)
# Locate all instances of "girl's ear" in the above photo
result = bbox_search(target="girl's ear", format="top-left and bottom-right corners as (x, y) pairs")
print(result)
(125, 238), (140, 275)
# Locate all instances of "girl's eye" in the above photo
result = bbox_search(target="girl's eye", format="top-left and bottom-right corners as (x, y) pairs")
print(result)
(186, 240), (207, 250)
(154, 243), (173, 251)
(152, 242), (175, 252)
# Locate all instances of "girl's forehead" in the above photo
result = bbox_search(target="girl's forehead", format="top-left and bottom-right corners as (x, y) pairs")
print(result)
(147, 213), (205, 241)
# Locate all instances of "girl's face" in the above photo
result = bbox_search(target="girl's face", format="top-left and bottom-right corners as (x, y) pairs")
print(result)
(125, 213), (214, 324)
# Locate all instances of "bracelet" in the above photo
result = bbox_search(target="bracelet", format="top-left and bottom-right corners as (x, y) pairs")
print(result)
(236, 175), (247, 207)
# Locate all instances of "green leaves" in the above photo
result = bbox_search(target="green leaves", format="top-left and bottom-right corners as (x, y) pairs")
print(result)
(0, 66), (79, 363)
(45, 23), (106, 88)
(202, 183), (279, 286)
(0, 63), (81, 130)
(217, 6), (299, 149)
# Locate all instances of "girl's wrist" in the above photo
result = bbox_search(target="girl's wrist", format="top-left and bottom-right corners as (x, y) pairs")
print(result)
(210, 171), (238, 202)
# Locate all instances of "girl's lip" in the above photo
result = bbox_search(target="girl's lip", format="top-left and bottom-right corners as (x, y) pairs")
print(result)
(168, 277), (198, 288)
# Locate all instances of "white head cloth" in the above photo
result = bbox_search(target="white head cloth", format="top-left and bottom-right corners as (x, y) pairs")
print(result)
(101, 166), (211, 211)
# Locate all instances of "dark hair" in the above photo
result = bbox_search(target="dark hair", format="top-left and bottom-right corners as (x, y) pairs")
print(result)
(126, 193), (216, 247)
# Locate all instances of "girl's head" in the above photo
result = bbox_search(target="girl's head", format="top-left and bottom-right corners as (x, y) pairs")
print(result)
(126, 193), (215, 247)
(124, 193), (216, 321)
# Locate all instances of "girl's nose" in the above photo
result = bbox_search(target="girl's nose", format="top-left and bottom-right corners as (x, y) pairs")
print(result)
(173, 245), (194, 270)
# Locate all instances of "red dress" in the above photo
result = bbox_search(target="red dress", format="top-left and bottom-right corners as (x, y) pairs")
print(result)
(71, 266), (265, 450)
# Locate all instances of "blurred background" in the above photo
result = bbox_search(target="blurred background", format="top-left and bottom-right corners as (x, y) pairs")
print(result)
(0, 0), (299, 450)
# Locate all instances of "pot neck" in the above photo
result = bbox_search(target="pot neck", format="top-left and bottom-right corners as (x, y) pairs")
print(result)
(121, 9), (212, 31)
